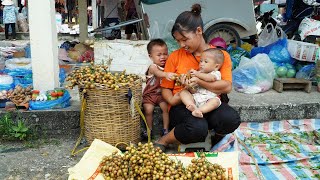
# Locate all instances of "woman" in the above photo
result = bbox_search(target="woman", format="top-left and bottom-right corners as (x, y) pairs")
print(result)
(124, 0), (141, 40)
(155, 4), (241, 151)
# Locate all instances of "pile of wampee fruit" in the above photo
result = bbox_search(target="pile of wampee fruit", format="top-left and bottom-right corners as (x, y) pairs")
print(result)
(65, 62), (140, 93)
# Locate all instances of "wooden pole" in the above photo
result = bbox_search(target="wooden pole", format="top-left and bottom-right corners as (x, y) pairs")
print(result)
(92, 0), (98, 29)
(79, 0), (88, 42)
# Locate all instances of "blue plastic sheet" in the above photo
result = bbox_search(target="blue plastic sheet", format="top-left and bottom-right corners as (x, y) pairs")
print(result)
(6, 69), (33, 87)
(5, 69), (32, 76)
(0, 83), (14, 91)
(29, 91), (71, 110)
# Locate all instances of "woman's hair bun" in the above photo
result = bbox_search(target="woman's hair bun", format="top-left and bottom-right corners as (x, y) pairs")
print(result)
(191, 3), (201, 16)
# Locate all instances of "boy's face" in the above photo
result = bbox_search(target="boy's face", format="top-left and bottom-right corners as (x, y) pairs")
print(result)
(149, 45), (168, 67)
(199, 52), (219, 73)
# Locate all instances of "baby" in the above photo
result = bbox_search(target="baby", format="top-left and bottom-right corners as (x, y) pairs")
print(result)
(180, 48), (224, 118)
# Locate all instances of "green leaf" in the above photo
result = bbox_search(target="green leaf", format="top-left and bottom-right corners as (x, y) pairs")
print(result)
(11, 126), (19, 132)
(20, 127), (29, 132)
(14, 133), (21, 138)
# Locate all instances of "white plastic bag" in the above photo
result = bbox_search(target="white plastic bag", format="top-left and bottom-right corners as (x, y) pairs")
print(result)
(303, 0), (320, 6)
(0, 75), (13, 85)
(232, 53), (276, 94)
(298, 18), (320, 40)
(258, 23), (287, 47)
(5, 58), (32, 70)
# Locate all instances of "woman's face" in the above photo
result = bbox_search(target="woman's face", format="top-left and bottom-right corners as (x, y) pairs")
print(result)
(173, 27), (203, 54)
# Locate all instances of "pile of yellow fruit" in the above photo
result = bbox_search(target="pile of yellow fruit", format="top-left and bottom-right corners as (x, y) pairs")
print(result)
(65, 62), (140, 93)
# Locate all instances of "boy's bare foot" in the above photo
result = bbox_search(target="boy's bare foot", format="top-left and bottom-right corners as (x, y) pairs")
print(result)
(186, 104), (196, 112)
(192, 109), (203, 118)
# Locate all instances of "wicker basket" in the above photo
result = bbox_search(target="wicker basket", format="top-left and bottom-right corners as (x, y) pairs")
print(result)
(82, 79), (142, 147)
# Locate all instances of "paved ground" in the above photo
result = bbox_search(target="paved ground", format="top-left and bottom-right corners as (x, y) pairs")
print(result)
(0, 137), (83, 180)
(0, 136), (182, 180)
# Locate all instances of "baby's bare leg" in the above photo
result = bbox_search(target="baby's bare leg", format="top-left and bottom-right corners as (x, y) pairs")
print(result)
(198, 98), (221, 114)
(180, 89), (196, 112)
(143, 103), (155, 130)
(159, 102), (169, 130)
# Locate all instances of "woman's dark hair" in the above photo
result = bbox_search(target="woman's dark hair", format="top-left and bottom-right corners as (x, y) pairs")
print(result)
(171, 4), (204, 38)
(147, 38), (167, 54)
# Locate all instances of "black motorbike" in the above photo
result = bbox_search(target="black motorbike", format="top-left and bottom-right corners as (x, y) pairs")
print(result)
(256, 0), (319, 42)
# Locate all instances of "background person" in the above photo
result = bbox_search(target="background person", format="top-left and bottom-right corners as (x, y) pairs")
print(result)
(101, 0), (121, 39)
(2, 0), (18, 40)
(124, 0), (141, 40)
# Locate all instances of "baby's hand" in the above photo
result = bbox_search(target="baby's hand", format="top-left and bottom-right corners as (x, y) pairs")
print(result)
(190, 69), (200, 77)
(166, 72), (177, 81)
(188, 77), (199, 88)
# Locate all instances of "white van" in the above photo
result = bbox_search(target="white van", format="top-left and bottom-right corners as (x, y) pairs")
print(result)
(137, 0), (257, 46)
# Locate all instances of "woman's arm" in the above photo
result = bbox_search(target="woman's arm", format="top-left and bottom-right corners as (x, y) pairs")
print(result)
(190, 78), (232, 94)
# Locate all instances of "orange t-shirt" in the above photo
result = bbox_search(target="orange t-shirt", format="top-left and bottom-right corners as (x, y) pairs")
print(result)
(161, 47), (232, 95)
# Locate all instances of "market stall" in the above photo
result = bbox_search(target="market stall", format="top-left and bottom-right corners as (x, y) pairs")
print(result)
(0, 41), (72, 110)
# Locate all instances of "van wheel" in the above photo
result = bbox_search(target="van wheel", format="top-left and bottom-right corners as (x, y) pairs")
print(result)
(205, 24), (241, 47)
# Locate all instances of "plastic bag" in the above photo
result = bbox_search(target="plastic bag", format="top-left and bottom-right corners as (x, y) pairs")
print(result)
(0, 75), (13, 85)
(0, 74), (14, 91)
(227, 46), (250, 70)
(5, 58), (32, 70)
(298, 18), (320, 40)
(296, 64), (316, 81)
(258, 23), (287, 47)
(17, 13), (28, 32)
(29, 91), (71, 110)
(59, 68), (66, 85)
(251, 39), (294, 64)
(232, 53), (276, 94)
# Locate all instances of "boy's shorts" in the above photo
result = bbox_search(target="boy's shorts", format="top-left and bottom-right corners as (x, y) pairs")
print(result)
(142, 94), (165, 106)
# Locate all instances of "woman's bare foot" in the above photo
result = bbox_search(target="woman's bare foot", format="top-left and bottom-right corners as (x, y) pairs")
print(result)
(186, 104), (197, 112)
(192, 109), (203, 118)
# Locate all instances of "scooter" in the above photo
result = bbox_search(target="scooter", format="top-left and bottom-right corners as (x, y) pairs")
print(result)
(255, 0), (318, 41)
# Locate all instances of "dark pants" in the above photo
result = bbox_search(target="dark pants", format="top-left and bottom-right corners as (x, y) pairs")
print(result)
(5, 23), (16, 39)
(102, 18), (121, 40)
(169, 103), (241, 144)
(67, 10), (73, 23)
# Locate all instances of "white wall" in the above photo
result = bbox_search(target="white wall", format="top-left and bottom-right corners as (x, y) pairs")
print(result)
(94, 40), (152, 75)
